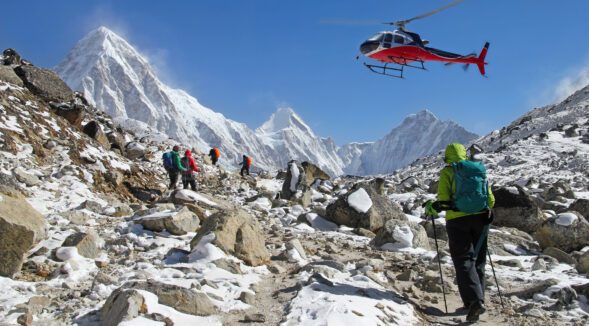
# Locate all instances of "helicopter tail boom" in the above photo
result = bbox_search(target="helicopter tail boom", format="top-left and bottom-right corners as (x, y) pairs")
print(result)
(476, 42), (490, 76)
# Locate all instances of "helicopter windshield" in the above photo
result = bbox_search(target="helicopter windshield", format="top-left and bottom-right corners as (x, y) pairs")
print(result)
(367, 33), (384, 42)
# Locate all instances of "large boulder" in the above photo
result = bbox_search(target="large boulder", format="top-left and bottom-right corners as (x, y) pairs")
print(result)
(488, 226), (541, 256)
(533, 212), (589, 252)
(126, 280), (217, 316)
(12, 167), (41, 187)
(301, 161), (330, 186)
(138, 206), (200, 235)
(189, 208), (270, 266)
(492, 186), (545, 233)
(2, 48), (22, 65)
(281, 160), (307, 200)
(83, 121), (110, 148)
(106, 131), (126, 152)
(577, 251), (589, 274)
(50, 103), (85, 127)
(13, 65), (73, 102)
(325, 183), (405, 232)
(0, 188), (46, 277)
(125, 141), (146, 160)
(0, 65), (23, 86)
(101, 288), (146, 326)
(370, 219), (430, 250)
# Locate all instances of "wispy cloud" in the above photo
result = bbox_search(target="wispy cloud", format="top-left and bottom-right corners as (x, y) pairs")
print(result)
(553, 64), (589, 103)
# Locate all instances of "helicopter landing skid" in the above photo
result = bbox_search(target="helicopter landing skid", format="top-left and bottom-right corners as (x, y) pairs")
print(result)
(363, 56), (426, 78)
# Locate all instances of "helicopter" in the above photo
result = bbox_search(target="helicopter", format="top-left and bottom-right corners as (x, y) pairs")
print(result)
(357, 0), (489, 78)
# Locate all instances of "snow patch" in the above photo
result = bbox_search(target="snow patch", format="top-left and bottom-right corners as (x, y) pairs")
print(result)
(555, 212), (578, 226)
(347, 188), (372, 213)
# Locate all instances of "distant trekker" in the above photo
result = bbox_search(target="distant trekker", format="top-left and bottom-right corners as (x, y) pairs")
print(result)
(425, 143), (495, 322)
(240, 154), (252, 177)
(181, 150), (199, 191)
(162, 145), (187, 189)
(209, 147), (221, 166)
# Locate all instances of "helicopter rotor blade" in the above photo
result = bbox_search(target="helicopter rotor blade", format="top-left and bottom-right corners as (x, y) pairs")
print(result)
(385, 0), (464, 28)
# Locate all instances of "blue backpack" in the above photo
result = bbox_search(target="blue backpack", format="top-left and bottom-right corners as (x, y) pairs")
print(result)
(452, 160), (489, 213)
(162, 152), (174, 170)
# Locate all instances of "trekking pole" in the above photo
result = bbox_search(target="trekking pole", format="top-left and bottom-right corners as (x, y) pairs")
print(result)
(487, 249), (505, 310)
(430, 215), (448, 314)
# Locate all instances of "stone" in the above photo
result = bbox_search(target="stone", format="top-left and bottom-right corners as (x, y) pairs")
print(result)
(12, 167), (41, 187)
(239, 291), (255, 304)
(60, 210), (91, 225)
(543, 181), (576, 201)
(14, 65), (73, 102)
(27, 296), (51, 315)
(531, 259), (547, 271)
(212, 258), (242, 274)
(105, 171), (124, 187)
(126, 280), (217, 316)
(125, 141), (146, 160)
(370, 219), (430, 250)
(396, 269), (417, 282)
(101, 288), (146, 326)
(542, 247), (576, 265)
(569, 199), (589, 221)
(281, 160), (309, 202)
(244, 314), (266, 323)
(51, 103), (85, 127)
(62, 230), (101, 259)
(285, 239), (308, 260)
(44, 140), (58, 150)
(0, 188), (46, 277)
(576, 250), (589, 274)
(422, 220), (448, 241)
(0, 65), (23, 86)
(83, 121), (110, 148)
(488, 226), (541, 256)
(190, 208), (270, 266)
(506, 279), (559, 299)
(3, 48), (22, 65)
(353, 228), (377, 238)
(492, 186), (545, 233)
(106, 131), (126, 152)
(139, 206), (200, 235)
(79, 200), (104, 213)
(533, 212), (589, 252)
(301, 161), (330, 186)
(17, 312), (33, 326)
(325, 183), (405, 232)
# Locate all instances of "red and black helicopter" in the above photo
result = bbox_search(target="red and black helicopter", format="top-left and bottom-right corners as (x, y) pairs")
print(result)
(357, 0), (489, 78)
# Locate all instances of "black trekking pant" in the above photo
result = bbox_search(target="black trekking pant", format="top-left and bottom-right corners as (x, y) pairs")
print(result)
(168, 169), (179, 190)
(240, 166), (249, 176)
(446, 212), (488, 307)
(183, 180), (196, 191)
(211, 157), (218, 165)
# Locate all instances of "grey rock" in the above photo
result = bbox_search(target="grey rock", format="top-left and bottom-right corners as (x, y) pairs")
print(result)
(61, 230), (101, 259)
(0, 189), (46, 277)
(12, 167), (40, 187)
(100, 288), (145, 326)
(94, 271), (117, 285)
(569, 199), (589, 221)
(531, 259), (547, 271)
(51, 103), (85, 127)
(127, 280), (217, 316)
(534, 212), (589, 252)
(397, 269), (417, 281)
(281, 160), (307, 200)
(325, 183), (405, 232)
(493, 186), (545, 233)
(60, 210), (91, 225)
(0, 65), (23, 86)
(27, 296), (51, 315)
(370, 219), (430, 250)
(543, 247), (576, 265)
(244, 313), (266, 323)
(212, 258), (242, 274)
(83, 121), (110, 148)
(576, 250), (589, 274)
(285, 239), (308, 260)
(78, 200), (104, 213)
(139, 206), (200, 235)
(3, 48), (22, 65)
(238, 291), (255, 304)
(190, 208), (270, 266)
(125, 141), (146, 160)
(543, 181), (576, 201)
(301, 161), (330, 186)
(506, 278), (559, 299)
(14, 65), (73, 102)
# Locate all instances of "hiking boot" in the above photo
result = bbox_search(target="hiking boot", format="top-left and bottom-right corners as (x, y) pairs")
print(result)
(466, 301), (486, 322)
(454, 305), (469, 315)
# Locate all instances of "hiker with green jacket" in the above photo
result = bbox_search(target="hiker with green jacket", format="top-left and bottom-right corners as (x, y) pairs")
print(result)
(426, 143), (495, 322)
(165, 145), (187, 190)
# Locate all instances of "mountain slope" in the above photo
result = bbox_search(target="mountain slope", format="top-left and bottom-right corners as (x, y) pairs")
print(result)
(342, 110), (478, 175)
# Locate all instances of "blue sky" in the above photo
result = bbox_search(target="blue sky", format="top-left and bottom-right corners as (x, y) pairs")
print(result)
(3, 0), (589, 145)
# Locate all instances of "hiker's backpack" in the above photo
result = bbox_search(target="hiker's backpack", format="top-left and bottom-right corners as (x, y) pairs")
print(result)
(162, 152), (174, 170)
(213, 147), (220, 158)
(452, 160), (489, 213)
(246, 157), (252, 167)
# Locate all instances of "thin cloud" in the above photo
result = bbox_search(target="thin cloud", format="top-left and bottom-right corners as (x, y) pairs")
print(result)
(553, 65), (589, 103)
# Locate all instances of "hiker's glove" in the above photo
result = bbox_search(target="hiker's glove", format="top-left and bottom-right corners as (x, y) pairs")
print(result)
(422, 200), (439, 218)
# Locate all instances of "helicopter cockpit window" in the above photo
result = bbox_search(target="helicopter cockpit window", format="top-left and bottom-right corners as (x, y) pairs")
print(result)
(393, 34), (405, 44)
(382, 33), (393, 48)
(367, 33), (384, 42)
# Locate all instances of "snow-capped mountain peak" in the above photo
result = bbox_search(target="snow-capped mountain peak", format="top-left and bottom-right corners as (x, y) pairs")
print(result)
(257, 107), (315, 136)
